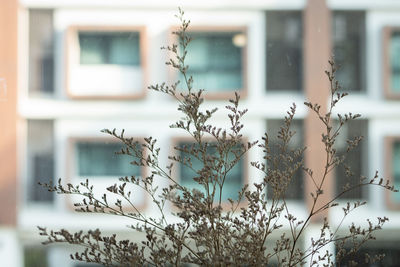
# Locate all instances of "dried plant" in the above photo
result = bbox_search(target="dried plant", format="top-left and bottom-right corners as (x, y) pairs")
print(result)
(39, 8), (398, 267)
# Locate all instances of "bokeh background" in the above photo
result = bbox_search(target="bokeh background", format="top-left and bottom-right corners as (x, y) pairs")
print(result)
(1, 0), (400, 266)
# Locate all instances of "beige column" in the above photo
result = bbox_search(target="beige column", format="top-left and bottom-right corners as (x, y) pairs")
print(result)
(303, 0), (333, 222)
(0, 0), (18, 226)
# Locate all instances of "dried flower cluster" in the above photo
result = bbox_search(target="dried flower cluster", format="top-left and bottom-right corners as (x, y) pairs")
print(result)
(39, 9), (398, 267)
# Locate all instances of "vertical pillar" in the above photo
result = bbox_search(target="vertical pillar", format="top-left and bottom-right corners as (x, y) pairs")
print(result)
(303, 0), (333, 222)
(0, 0), (18, 226)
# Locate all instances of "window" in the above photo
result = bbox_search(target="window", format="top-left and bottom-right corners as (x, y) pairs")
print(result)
(337, 241), (400, 266)
(176, 141), (245, 202)
(390, 32), (400, 92)
(383, 27), (400, 98)
(178, 28), (246, 98)
(68, 139), (146, 209)
(391, 141), (400, 202)
(266, 11), (303, 91)
(333, 11), (366, 92)
(79, 32), (140, 65)
(24, 247), (48, 267)
(66, 27), (147, 98)
(75, 264), (104, 267)
(266, 120), (304, 200)
(74, 141), (141, 178)
(27, 120), (54, 203)
(334, 120), (368, 200)
(385, 137), (400, 209)
(29, 9), (54, 95)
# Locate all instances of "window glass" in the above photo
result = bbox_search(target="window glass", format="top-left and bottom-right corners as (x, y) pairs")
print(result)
(75, 264), (104, 267)
(333, 11), (366, 92)
(27, 120), (54, 203)
(390, 32), (400, 92)
(266, 11), (303, 91)
(392, 141), (400, 203)
(335, 120), (368, 199)
(79, 32), (140, 65)
(337, 241), (400, 266)
(266, 120), (304, 200)
(24, 247), (48, 267)
(75, 142), (141, 178)
(182, 31), (244, 92)
(178, 142), (244, 201)
(29, 9), (54, 94)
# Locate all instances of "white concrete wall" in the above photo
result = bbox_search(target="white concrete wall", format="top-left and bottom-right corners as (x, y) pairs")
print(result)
(0, 228), (22, 267)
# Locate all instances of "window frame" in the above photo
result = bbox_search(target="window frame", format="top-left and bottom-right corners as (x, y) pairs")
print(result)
(385, 136), (400, 210)
(66, 136), (148, 211)
(170, 137), (249, 208)
(168, 26), (248, 100)
(383, 26), (400, 99)
(66, 25), (148, 99)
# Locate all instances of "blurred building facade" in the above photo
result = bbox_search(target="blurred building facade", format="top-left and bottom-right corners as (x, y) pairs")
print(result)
(1, 0), (400, 266)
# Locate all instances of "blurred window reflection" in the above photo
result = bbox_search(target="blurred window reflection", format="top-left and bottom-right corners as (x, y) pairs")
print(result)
(266, 119), (304, 200)
(27, 120), (54, 203)
(391, 141), (400, 203)
(389, 31), (400, 93)
(28, 9), (54, 95)
(178, 141), (244, 201)
(181, 31), (244, 92)
(334, 120), (368, 200)
(79, 32), (140, 66)
(75, 263), (104, 267)
(338, 241), (400, 266)
(24, 247), (48, 267)
(266, 11), (303, 91)
(75, 141), (141, 178)
(333, 11), (366, 92)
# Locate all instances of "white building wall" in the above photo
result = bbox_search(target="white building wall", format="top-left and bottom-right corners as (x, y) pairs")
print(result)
(0, 228), (22, 267)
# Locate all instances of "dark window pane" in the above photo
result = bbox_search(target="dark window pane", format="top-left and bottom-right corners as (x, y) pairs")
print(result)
(267, 120), (304, 200)
(390, 32), (400, 92)
(75, 264), (104, 267)
(392, 141), (400, 203)
(79, 32), (140, 65)
(182, 31), (244, 91)
(27, 120), (54, 202)
(76, 142), (141, 177)
(335, 120), (368, 199)
(338, 242), (400, 267)
(178, 142), (244, 201)
(333, 11), (366, 92)
(24, 247), (48, 267)
(266, 11), (303, 91)
(32, 155), (53, 201)
(29, 9), (54, 94)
